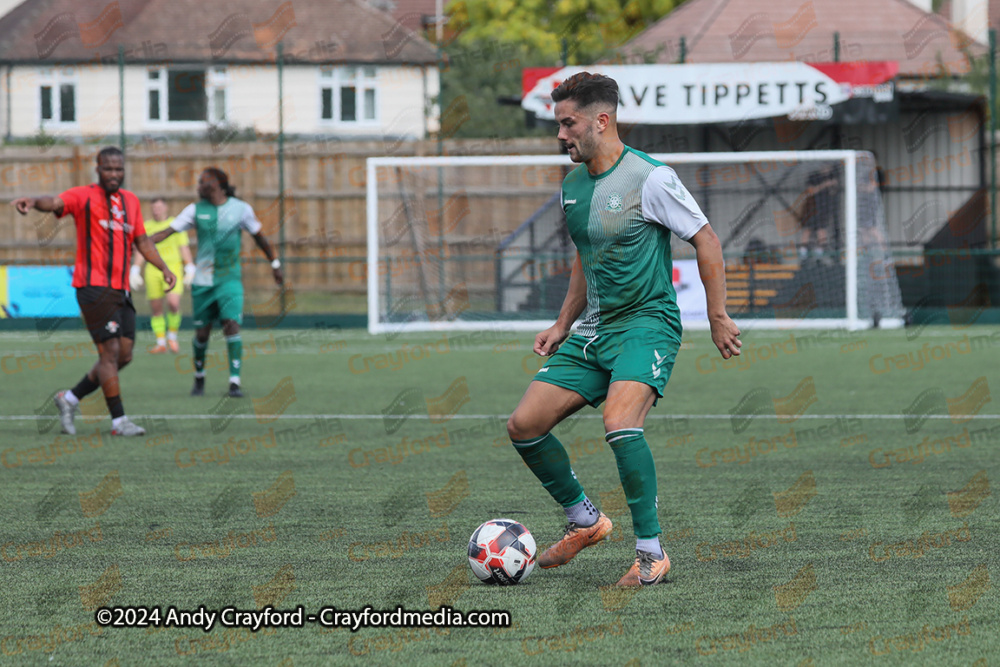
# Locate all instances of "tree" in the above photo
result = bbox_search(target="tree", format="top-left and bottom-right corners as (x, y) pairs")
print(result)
(447, 0), (677, 65)
(439, 42), (552, 139)
(438, 0), (678, 137)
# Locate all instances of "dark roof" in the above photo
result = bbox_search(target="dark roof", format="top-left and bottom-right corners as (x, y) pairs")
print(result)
(0, 0), (438, 64)
(621, 0), (986, 77)
(371, 0), (443, 33)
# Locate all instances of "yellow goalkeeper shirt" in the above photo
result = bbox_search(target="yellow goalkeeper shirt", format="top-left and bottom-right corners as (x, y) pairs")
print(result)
(145, 217), (189, 266)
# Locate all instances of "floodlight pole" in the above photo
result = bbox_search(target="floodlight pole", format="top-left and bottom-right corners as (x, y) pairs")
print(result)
(990, 29), (997, 249)
(278, 42), (286, 315)
(118, 45), (125, 152)
(436, 10), (445, 307)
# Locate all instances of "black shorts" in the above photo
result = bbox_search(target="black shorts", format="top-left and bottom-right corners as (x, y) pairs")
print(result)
(77, 287), (136, 344)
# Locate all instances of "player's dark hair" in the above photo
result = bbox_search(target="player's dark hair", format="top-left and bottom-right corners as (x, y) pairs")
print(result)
(550, 72), (619, 111)
(96, 146), (124, 164)
(204, 167), (237, 197)
(151, 196), (166, 204)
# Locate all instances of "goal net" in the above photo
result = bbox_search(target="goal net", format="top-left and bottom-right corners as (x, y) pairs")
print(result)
(366, 151), (903, 334)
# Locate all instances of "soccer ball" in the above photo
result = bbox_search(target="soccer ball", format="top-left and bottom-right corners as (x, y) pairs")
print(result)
(467, 519), (536, 585)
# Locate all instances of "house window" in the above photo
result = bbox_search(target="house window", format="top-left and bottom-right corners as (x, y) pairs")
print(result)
(147, 67), (227, 124)
(320, 66), (377, 123)
(38, 69), (76, 125)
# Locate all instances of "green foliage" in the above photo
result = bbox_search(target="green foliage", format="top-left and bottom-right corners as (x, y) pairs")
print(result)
(439, 41), (553, 139)
(438, 0), (677, 138)
(448, 0), (676, 64)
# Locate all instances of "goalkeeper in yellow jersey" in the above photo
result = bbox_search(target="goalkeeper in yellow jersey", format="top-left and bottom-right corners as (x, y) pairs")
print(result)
(130, 197), (195, 353)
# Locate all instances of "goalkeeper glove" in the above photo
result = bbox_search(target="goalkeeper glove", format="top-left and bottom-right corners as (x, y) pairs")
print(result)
(183, 263), (196, 286)
(129, 264), (144, 290)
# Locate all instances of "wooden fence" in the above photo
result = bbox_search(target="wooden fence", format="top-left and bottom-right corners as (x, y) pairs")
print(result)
(0, 137), (559, 296)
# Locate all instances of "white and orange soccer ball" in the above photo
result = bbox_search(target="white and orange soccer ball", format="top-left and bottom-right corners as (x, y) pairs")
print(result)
(467, 519), (536, 585)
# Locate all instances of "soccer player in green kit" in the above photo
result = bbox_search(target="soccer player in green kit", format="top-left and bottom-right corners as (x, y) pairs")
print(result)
(506, 73), (742, 586)
(151, 168), (283, 398)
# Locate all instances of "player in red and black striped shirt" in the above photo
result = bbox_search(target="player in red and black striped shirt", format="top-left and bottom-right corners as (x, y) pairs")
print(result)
(12, 147), (177, 437)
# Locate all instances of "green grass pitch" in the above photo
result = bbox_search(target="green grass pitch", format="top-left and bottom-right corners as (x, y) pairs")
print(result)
(0, 325), (996, 666)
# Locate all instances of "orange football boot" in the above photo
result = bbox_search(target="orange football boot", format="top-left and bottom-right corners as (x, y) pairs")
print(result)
(537, 513), (613, 569)
(616, 549), (670, 587)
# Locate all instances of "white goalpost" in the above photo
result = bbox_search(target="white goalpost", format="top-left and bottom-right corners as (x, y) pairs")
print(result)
(366, 151), (904, 334)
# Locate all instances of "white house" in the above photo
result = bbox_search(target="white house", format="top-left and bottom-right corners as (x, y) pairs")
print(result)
(0, 0), (441, 141)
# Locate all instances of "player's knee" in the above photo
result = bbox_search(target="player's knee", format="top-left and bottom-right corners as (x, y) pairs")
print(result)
(118, 351), (132, 368)
(603, 412), (639, 434)
(99, 341), (120, 362)
(507, 412), (542, 442)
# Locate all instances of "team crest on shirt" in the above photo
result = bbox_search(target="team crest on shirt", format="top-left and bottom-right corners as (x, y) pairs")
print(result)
(105, 321), (119, 333)
(605, 193), (623, 212)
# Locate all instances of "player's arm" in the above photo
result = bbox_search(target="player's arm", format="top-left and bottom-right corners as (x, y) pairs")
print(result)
(149, 226), (176, 244)
(252, 231), (284, 285)
(535, 251), (585, 356)
(12, 195), (65, 215)
(135, 234), (176, 291)
(129, 250), (146, 290)
(179, 238), (196, 285)
(642, 166), (740, 359)
(240, 204), (283, 285)
(688, 225), (741, 359)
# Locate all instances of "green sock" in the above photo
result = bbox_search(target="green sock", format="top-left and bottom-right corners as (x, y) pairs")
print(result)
(226, 334), (242, 382)
(193, 338), (207, 375)
(150, 315), (166, 340)
(605, 429), (661, 539)
(166, 311), (181, 335)
(512, 433), (585, 507)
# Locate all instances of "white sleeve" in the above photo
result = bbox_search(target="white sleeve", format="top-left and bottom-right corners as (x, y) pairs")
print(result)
(170, 204), (197, 232)
(239, 203), (263, 235)
(641, 166), (708, 241)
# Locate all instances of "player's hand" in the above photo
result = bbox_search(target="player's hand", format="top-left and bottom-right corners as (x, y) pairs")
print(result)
(272, 267), (284, 285)
(710, 314), (741, 359)
(534, 323), (570, 357)
(163, 268), (177, 292)
(183, 263), (196, 286)
(11, 198), (34, 215)
(129, 264), (144, 290)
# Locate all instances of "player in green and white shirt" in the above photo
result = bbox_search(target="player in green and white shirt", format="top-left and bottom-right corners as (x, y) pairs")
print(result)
(506, 73), (742, 587)
(151, 168), (283, 398)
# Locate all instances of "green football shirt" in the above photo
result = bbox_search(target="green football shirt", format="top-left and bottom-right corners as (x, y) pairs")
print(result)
(560, 145), (708, 339)
(170, 197), (263, 287)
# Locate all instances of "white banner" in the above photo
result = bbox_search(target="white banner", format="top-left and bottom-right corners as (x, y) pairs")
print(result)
(523, 63), (850, 125)
(673, 260), (708, 323)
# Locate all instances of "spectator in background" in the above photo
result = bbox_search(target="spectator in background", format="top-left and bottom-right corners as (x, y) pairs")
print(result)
(798, 166), (840, 261)
(130, 197), (196, 353)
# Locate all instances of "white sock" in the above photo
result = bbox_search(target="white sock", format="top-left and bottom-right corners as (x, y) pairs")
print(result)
(636, 537), (663, 558)
(229, 376), (240, 385)
(156, 337), (166, 346)
(194, 371), (206, 379)
(565, 496), (600, 527)
(63, 390), (80, 407)
(112, 415), (127, 428)
(167, 332), (178, 342)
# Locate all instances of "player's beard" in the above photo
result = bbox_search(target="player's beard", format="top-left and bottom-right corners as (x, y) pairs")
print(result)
(572, 127), (598, 164)
(576, 127), (597, 162)
(101, 176), (124, 193)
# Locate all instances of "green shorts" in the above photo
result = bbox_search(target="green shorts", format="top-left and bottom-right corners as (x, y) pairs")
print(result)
(533, 328), (680, 407)
(191, 282), (244, 327)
